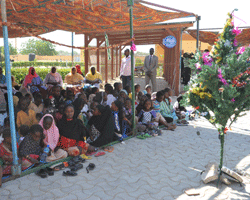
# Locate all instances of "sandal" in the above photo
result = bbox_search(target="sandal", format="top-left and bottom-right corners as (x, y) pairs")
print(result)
(86, 163), (96, 173)
(107, 146), (114, 153)
(80, 154), (92, 160)
(36, 169), (47, 178)
(70, 163), (83, 172)
(95, 152), (105, 157)
(62, 170), (77, 176)
(45, 167), (54, 176)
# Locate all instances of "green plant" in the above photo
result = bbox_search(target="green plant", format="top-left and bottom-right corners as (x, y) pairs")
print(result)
(182, 13), (250, 180)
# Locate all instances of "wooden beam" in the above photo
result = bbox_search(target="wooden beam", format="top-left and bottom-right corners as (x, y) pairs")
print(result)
(105, 43), (108, 83)
(111, 47), (114, 80)
(119, 46), (122, 77)
(97, 38), (100, 72)
(165, 28), (176, 37)
(86, 22), (194, 36)
(116, 47), (118, 77)
(84, 34), (89, 75)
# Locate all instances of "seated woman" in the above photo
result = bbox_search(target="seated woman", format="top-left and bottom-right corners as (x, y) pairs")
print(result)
(57, 105), (95, 156)
(0, 128), (39, 187)
(29, 93), (44, 114)
(39, 114), (67, 162)
(87, 104), (118, 147)
(19, 124), (45, 163)
(84, 66), (102, 88)
(43, 67), (63, 91)
(16, 96), (38, 130)
(23, 67), (47, 99)
(72, 98), (89, 126)
(64, 67), (84, 86)
(75, 64), (84, 77)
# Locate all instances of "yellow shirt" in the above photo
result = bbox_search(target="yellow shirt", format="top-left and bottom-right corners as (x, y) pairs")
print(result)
(129, 93), (132, 99)
(85, 71), (102, 82)
(64, 73), (84, 85)
(16, 109), (38, 129)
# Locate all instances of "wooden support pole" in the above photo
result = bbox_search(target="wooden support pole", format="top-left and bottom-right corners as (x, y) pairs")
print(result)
(116, 47), (119, 77)
(97, 38), (100, 72)
(119, 46), (122, 77)
(111, 47), (114, 80)
(105, 43), (108, 83)
(84, 34), (89, 75)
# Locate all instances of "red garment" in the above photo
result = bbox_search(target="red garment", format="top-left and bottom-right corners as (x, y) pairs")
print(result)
(0, 143), (38, 175)
(57, 135), (88, 150)
(23, 67), (38, 87)
(75, 65), (83, 75)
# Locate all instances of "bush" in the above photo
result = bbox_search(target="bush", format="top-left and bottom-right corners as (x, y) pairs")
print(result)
(11, 68), (74, 84)
(0, 61), (85, 68)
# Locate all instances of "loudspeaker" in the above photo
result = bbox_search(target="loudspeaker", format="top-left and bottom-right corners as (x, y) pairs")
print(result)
(29, 53), (36, 61)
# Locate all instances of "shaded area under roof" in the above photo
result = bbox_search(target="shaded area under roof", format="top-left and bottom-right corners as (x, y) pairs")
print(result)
(187, 29), (250, 46)
(1, 0), (194, 38)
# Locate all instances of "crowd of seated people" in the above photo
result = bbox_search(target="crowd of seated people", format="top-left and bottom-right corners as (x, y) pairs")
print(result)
(0, 65), (188, 187)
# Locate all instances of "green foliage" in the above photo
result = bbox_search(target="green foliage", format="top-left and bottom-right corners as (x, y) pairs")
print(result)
(0, 43), (18, 57)
(20, 39), (58, 56)
(182, 13), (250, 130)
(57, 50), (80, 56)
(11, 68), (72, 84)
(0, 61), (85, 68)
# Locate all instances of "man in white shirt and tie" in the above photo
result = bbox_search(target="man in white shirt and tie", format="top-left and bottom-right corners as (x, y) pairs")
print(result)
(120, 49), (134, 89)
(143, 48), (158, 92)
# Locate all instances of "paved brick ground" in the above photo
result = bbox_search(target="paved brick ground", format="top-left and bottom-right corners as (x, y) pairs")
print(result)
(1, 111), (250, 200)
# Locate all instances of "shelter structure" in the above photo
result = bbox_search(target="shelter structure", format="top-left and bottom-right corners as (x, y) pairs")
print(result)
(187, 28), (250, 46)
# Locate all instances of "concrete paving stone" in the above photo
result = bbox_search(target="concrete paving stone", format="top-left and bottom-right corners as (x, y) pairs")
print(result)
(149, 188), (173, 200)
(8, 191), (32, 200)
(0, 195), (9, 200)
(104, 187), (127, 196)
(29, 187), (47, 197)
(49, 188), (68, 198)
(126, 188), (149, 198)
(57, 194), (78, 200)
(94, 189), (117, 200)
(0, 189), (10, 196)
(34, 192), (55, 200)
(60, 184), (83, 194)
(4, 183), (25, 195)
(39, 182), (62, 192)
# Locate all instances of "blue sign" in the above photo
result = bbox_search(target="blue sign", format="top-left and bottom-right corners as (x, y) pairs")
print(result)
(163, 35), (177, 48)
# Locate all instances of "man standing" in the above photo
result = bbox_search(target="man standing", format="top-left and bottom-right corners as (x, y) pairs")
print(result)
(120, 49), (133, 89)
(143, 48), (158, 92)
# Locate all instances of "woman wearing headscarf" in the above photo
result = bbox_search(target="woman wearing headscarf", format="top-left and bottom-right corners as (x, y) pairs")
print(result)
(75, 64), (84, 76)
(64, 67), (84, 85)
(84, 66), (102, 88)
(23, 67), (47, 98)
(39, 114), (67, 162)
(57, 104), (95, 156)
(43, 67), (63, 90)
(87, 104), (118, 147)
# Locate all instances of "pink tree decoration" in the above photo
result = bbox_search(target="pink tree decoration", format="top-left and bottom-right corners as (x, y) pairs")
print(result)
(130, 41), (137, 51)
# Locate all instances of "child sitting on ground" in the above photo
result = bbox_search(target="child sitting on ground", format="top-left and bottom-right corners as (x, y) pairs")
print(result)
(19, 125), (30, 143)
(50, 86), (64, 109)
(111, 100), (126, 138)
(113, 82), (122, 98)
(42, 98), (55, 115)
(143, 85), (152, 97)
(88, 87), (99, 104)
(16, 96), (38, 130)
(65, 90), (75, 105)
(124, 85), (132, 99)
(137, 99), (161, 136)
(118, 90), (128, 104)
(19, 124), (45, 163)
(134, 83), (141, 101)
(29, 93), (44, 114)
(36, 113), (43, 123)
(105, 85), (116, 107)
(0, 128), (39, 187)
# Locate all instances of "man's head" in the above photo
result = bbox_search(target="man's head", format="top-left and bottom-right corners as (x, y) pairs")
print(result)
(149, 48), (154, 55)
(51, 67), (56, 73)
(124, 49), (130, 57)
(91, 66), (96, 75)
(71, 67), (76, 75)
(0, 67), (2, 75)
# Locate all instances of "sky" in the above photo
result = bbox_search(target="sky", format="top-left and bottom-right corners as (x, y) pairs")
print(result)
(1, 0), (250, 54)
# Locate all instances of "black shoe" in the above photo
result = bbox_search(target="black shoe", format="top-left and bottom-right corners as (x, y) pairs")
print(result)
(45, 167), (54, 176)
(36, 169), (48, 178)
(70, 163), (83, 172)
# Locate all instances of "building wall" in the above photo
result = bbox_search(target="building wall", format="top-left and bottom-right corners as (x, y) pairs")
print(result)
(156, 33), (212, 61)
(10, 55), (80, 62)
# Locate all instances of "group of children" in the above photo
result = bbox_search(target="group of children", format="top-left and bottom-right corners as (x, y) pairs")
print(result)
(0, 81), (188, 186)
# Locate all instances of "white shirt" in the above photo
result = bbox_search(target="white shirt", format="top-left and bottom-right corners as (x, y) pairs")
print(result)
(120, 55), (135, 76)
(107, 94), (116, 107)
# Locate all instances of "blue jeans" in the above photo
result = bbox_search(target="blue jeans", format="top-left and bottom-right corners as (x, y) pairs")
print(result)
(121, 76), (131, 89)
